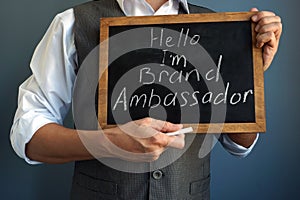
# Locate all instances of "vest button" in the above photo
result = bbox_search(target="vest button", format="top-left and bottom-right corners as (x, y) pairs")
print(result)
(152, 170), (163, 180)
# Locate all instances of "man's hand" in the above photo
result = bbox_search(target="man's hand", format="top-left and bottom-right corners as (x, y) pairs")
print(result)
(250, 8), (282, 71)
(226, 8), (283, 150)
(102, 117), (185, 162)
(26, 118), (185, 164)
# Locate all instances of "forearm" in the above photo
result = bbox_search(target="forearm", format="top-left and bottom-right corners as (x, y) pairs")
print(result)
(25, 123), (94, 164)
(227, 133), (258, 148)
(25, 118), (185, 164)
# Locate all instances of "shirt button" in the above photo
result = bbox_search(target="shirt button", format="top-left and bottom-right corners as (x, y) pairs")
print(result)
(152, 170), (163, 180)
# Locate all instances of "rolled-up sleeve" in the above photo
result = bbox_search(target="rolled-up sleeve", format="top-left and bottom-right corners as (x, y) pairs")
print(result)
(10, 9), (77, 164)
(219, 134), (259, 158)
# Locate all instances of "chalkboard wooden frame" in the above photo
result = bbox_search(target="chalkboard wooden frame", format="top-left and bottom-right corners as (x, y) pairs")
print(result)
(98, 12), (266, 133)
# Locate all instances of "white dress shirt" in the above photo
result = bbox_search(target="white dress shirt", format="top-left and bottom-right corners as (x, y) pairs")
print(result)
(10, 0), (258, 164)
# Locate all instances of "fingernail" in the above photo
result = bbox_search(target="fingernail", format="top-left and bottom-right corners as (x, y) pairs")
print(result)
(255, 25), (259, 32)
(251, 15), (258, 22)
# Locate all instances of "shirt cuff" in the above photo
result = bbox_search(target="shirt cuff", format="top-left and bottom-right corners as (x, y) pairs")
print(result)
(10, 113), (58, 165)
(218, 133), (259, 158)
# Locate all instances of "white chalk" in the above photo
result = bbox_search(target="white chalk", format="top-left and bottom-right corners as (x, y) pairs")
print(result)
(166, 127), (193, 136)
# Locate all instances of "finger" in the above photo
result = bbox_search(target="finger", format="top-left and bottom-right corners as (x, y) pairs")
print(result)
(256, 22), (282, 36)
(148, 149), (165, 161)
(167, 134), (185, 149)
(100, 129), (160, 162)
(120, 119), (158, 138)
(149, 132), (170, 147)
(256, 31), (277, 49)
(148, 132), (184, 149)
(135, 117), (168, 131)
(256, 32), (277, 71)
(263, 45), (276, 71)
(149, 118), (183, 132)
(251, 11), (276, 22)
(135, 117), (153, 126)
(249, 7), (259, 12)
(255, 23), (282, 48)
(256, 15), (281, 28)
(255, 17), (282, 33)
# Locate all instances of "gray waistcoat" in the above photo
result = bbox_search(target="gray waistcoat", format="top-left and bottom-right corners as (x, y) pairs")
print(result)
(71, 1), (213, 199)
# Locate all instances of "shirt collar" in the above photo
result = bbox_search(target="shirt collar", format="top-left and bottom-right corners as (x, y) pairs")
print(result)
(179, 0), (189, 13)
(116, 0), (190, 16)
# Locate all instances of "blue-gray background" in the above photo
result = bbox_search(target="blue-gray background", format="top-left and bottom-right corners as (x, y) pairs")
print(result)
(1, 0), (299, 199)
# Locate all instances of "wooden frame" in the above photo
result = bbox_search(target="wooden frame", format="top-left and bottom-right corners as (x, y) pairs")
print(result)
(98, 12), (266, 133)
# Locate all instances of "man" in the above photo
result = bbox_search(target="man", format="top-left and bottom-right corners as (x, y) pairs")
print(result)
(11, 0), (282, 199)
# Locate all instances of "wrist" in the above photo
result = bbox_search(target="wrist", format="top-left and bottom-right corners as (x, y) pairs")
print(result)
(227, 133), (257, 148)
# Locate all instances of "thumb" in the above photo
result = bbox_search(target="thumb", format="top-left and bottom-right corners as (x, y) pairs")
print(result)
(250, 7), (259, 12)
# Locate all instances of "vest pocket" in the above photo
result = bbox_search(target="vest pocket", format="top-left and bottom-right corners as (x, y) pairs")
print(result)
(75, 172), (118, 195)
(189, 175), (210, 196)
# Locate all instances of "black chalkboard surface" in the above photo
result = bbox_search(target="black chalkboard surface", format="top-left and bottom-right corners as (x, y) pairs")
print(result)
(98, 12), (266, 133)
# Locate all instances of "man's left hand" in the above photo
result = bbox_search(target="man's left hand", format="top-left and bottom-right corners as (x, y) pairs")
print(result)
(250, 8), (282, 71)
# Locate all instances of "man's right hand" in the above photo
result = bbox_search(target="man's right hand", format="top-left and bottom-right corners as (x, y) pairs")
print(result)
(102, 117), (185, 162)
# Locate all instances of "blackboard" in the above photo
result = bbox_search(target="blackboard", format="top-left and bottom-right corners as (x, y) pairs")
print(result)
(98, 12), (266, 133)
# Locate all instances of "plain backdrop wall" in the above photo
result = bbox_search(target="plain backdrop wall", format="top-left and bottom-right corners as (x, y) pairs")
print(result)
(1, 0), (299, 199)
